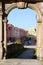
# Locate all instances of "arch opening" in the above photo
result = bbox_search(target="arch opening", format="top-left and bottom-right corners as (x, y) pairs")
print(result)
(6, 7), (38, 59)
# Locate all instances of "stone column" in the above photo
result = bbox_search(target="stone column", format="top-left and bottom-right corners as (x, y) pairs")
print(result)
(0, 2), (3, 59)
(37, 21), (42, 60)
(3, 17), (7, 59)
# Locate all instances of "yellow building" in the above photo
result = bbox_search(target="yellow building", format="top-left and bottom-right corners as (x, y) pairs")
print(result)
(28, 27), (36, 36)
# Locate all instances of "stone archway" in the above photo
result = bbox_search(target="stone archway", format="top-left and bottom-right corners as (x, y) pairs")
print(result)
(0, 2), (43, 60)
(4, 2), (42, 60)
(5, 2), (42, 20)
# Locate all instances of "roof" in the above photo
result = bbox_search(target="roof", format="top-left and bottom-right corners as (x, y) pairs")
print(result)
(7, 24), (12, 28)
(2, 0), (43, 3)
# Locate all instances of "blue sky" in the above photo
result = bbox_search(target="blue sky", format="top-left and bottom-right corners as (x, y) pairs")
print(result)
(7, 8), (37, 30)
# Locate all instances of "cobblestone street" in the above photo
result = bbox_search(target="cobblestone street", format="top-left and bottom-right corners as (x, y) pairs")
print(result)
(17, 48), (34, 59)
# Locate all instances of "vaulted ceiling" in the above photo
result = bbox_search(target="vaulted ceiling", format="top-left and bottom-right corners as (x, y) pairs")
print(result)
(1, 0), (43, 3)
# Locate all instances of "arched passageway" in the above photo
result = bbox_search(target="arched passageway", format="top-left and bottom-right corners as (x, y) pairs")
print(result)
(7, 8), (37, 59)
(5, 2), (42, 57)
(0, 2), (43, 60)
